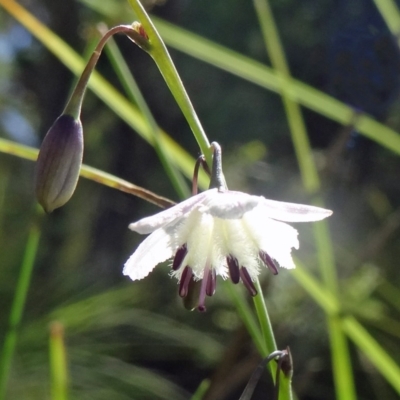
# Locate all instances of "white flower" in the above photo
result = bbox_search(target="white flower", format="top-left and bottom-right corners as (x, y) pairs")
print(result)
(124, 187), (332, 311)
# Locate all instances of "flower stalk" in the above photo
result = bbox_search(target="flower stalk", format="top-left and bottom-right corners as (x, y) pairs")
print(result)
(35, 24), (144, 212)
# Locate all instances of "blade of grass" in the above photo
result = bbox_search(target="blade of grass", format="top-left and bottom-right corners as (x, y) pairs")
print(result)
(341, 316), (400, 393)
(126, 0), (212, 165)
(0, 138), (174, 208)
(49, 322), (69, 400)
(150, 17), (400, 157)
(0, 212), (42, 400)
(0, 0), (209, 189)
(373, 0), (400, 44)
(252, 0), (319, 193)
(190, 379), (210, 400)
(291, 264), (400, 394)
(252, 1), (355, 398)
(101, 26), (190, 199)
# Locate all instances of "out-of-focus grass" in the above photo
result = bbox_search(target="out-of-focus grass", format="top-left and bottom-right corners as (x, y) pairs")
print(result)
(1, 0), (400, 399)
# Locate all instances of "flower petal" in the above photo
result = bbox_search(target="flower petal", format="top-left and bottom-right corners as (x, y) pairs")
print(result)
(129, 191), (209, 234)
(259, 198), (333, 222)
(200, 190), (260, 219)
(123, 227), (174, 280)
(243, 208), (299, 270)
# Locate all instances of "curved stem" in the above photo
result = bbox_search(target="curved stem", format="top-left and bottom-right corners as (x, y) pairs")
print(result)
(64, 25), (135, 118)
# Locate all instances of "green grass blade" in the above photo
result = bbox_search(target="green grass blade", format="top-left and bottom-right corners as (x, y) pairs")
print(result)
(49, 322), (69, 400)
(126, 0), (212, 164)
(0, 0), (209, 189)
(103, 29), (190, 199)
(342, 316), (400, 394)
(252, 1), (355, 398)
(252, 0), (319, 192)
(152, 17), (400, 157)
(0, 214), (42, 400)
(373, 0), (400, 40)
(292, 264), (400, 395)
(0, 138), (175, 208)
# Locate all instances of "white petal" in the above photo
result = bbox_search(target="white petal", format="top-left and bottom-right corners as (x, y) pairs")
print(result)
(129, 191), (210, 234)
(123, 227), (175, 280)
(200, 190), (260, 219)
(243, 208), (299, 269)
(259, 198), (333, 222)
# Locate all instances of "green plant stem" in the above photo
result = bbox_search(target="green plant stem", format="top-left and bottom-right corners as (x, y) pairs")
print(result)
(252, 280), (276, 356)
(252, 0), (319, 193)
(151, 17), (400, 157)
(373, 0), (400, 45)
(0, 214), (42, 400)
(0, 138), (174, 209)
(126, 0), (212, 166)
(102, 28), (190, 199)
(190, 379), (210, 400)
(49, 322), (69, 400)
(253, 280), (292, 400)
(252, 1), (356, 399)
(0, 0), (209, 189)
(291, 263), (400, 394)
(64, 24), (135, 119)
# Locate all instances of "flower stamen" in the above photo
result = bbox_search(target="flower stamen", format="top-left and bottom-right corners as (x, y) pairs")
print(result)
(198, 266), (212, 312)
(227, 255), (240, 284)
(172, 244), (188, 271)
(179, 266), (193, 297)
(259, 251), (279, 275)
(206, 268), (217, 296)
(240, 267), (258, 296)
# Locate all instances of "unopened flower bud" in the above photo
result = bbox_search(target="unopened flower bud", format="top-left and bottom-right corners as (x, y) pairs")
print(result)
(278, 347), (293, 379)
(35, 114), (83, 213)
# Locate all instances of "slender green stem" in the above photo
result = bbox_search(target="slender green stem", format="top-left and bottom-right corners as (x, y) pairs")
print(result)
(342, 316), (400, 394)
(0, 138), (174, 209)
(49, 322), (69, 400)
(292, 263), (400, 394)
(252, 0), (319, 192)
(126, 0), (212, 166)
(253, 279), (292, 400)
(252, 1), (356, 399)
(252, 279), (276, 356)
(0, 213), (42, 400)
(190, 379), (210, 400)
(0, 0), (209, 188)
(373, 0), (400, 46)
(64, 24), (136, 118)
(102, 28), (190, 199)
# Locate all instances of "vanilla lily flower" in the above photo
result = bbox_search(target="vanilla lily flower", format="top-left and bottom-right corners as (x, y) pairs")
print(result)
(124, 143), (332, 311)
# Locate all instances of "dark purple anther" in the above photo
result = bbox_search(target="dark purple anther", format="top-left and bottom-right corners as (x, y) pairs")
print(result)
(179, 266), (193, 297)
(226, 255), (240, 284)
(173, 244), (188, 271)
(259, 251), (278, 275)
(206, 268), (216, 296)
(198, 266), (211, 312)
(240, 267), (257, 296)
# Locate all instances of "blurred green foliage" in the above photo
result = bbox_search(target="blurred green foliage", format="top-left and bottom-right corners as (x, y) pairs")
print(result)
(1, 0), (400, 399)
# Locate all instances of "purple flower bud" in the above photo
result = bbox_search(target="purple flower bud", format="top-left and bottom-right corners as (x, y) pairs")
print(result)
(35, 114), (83, 213)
